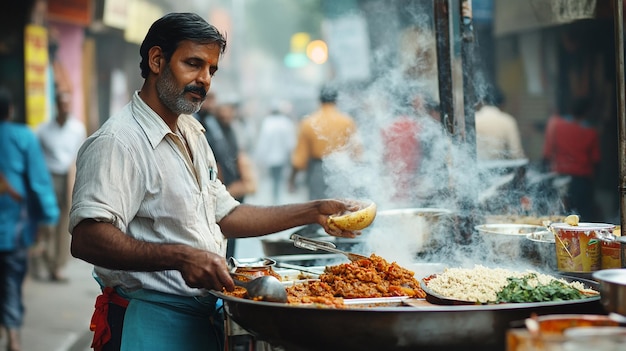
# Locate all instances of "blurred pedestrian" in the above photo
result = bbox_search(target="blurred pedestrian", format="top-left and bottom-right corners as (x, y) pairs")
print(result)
(205, 101), (257, 258)
(254, 100), (296, 204)
(194, 91), (217, 128)
(381, 92), (424, 205)
(289, 84), (361, 200)
(475, 88), (525, 161)
(69, 13), (359, 351)
(35, 88), (86, 282)
(0, 86), (59, 351)
(206, 102), (257, 203)
(542, 97), (601, 220)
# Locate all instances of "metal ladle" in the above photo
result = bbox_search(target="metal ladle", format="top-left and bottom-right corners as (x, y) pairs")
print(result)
(230, 272), (287, 303)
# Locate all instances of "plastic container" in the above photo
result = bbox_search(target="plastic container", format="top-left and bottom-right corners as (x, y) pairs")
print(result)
(551, 223), (614, 273)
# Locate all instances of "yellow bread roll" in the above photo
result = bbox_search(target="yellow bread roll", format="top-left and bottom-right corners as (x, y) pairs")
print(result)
(327, 202), (377, 231)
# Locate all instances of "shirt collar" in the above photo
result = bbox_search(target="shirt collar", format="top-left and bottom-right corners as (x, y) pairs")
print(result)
(130, 91), (205, 149)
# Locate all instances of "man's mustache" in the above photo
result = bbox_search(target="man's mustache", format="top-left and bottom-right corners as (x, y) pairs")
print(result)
(184, 85), (207, 97)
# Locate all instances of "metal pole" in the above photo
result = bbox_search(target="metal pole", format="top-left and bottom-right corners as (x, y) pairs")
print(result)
(614, 0), (626, 230)
(434, 0), (475, 245)
(460, 0), (477, 156)
(434, 0), (455, 135)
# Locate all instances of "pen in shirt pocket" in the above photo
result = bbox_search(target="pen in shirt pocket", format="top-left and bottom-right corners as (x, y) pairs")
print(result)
(209, 167), (218, 181)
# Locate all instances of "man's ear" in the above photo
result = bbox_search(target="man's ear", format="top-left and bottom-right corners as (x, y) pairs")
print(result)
(147, 46), (164, 74)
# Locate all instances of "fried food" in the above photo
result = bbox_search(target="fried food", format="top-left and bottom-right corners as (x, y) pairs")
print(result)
(286, 254), (426, 306)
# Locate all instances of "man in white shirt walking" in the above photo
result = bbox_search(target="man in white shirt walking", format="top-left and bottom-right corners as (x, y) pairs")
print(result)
(36, 88), (86, 282)
(475, 88), (525, 161)
(254, 100), (295, 204)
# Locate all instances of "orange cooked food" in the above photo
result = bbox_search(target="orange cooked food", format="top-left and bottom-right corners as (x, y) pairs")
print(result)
(286, 254), (426, 306)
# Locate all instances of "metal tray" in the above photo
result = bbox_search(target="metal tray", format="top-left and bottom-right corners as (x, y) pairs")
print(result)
(210, 264), (605, 351)
(420, 273), (600, 306)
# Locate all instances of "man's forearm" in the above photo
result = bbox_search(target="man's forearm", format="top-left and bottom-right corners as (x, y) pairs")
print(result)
(71, 219), (191, 272)
(219, 202), (321, 238)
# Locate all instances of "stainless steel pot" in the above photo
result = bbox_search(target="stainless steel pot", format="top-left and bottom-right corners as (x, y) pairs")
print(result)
(365, 207), (454, 256)
(213, 265), (603, 351)
(475, 224), (549, 260)
(593, 268), (626, 316)
(523, 231), (557, 271)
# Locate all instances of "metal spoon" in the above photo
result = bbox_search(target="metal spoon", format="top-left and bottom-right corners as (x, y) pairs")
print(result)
(230, 272), (287, 303)
(290, 234), (370, 261)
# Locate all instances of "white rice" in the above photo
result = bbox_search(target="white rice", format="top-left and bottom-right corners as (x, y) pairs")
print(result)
(426, 265), (591, 303)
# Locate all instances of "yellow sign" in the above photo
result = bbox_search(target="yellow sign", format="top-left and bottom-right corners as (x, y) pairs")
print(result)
(24, 25), (49, 129)
(290, 32), (310, 53)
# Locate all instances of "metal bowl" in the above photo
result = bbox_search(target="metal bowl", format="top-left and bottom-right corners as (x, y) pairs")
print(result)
(592, 269), (626, 316)
(475, 224), (550, 261)
(523, 231), (557, 271)
(366, 207), (454, 256)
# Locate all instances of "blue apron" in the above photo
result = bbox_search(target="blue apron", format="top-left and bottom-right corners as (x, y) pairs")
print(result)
(118, 288), (224, 351)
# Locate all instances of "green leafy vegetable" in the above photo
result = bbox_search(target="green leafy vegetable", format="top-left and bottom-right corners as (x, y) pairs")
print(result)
(495, 273), (585, 303)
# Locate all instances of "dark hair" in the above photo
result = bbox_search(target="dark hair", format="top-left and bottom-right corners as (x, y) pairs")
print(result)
(481, 86), (505, 106)
(319, 84), (338, 103)
(571, 97), (591, 117)
(139, 12), (227, 79)
(0, 86), (12, 120)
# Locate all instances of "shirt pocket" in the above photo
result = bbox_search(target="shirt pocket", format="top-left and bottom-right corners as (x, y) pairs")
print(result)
(202, 182), (219, 229)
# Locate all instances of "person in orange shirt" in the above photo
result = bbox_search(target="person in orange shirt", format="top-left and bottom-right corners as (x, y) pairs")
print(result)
(289, 85), (360, 200)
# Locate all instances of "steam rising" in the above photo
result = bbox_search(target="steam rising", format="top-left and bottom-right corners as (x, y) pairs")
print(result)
(316, 10), (563, 270)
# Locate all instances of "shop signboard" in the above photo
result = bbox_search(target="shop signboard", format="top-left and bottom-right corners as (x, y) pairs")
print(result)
(24, 24), (49, 129)
(48, 0), (92, 26)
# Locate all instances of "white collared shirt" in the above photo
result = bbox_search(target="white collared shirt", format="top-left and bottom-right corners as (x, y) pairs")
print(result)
(69, 91), (240, 296)
(37, 116), (86, 175)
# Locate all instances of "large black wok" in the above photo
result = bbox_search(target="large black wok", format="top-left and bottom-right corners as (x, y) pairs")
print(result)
(213, 275), (604, 350)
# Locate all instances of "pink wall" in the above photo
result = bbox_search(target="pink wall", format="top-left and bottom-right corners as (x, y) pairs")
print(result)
(51, 21), (84, 122)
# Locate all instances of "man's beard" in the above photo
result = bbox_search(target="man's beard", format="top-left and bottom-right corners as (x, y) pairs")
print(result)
(156, 64), (207, 115)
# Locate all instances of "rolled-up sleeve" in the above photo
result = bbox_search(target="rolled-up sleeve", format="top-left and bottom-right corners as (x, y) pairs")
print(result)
(213, 181), (240, 222)
(69, 134), (143, 234)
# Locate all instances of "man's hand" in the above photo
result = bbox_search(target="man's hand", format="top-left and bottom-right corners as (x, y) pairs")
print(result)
(0, 173), (22, 201)
(177, 249), (235, 292)
(315, 199), (362, 238)
(71, 220), (236, 292)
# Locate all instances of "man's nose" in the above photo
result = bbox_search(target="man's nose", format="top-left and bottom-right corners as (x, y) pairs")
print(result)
(197, 67), (212, 87)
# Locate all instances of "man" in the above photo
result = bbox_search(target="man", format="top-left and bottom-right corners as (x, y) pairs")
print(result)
(204, 101), (257, 258)
(542, 97), (601, 220)
(289, 85), (360, 200)
(381, 92), (425, 205)
(194, 91), (217, 127)
(254, 100), (296, 204)
(0, 86), (59, 351)
(205, 101), (256, 203)
(69, 13), (359, 351)
(474, 88), (525, 161)
(36, 88), (86, 282)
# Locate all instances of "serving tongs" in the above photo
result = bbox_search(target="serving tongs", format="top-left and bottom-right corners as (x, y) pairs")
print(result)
(290, 234), (369, 262)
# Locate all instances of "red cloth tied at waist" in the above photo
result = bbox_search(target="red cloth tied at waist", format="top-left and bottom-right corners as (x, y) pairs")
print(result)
(90, 287), (129, 351)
